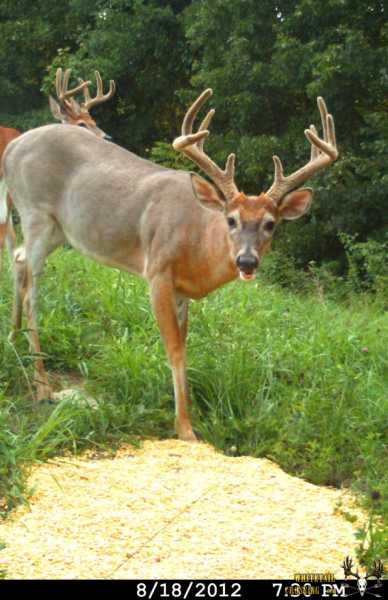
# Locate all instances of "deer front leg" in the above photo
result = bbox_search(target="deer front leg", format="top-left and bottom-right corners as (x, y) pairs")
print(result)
(150, 274), (197, 442)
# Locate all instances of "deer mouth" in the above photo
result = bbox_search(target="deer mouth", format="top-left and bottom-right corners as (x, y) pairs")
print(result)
(236, 255), (259, 281)
(239, 269), (256, 281)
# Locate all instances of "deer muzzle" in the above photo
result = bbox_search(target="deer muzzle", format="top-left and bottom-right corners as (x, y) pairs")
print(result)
(236, 254), (258, 281)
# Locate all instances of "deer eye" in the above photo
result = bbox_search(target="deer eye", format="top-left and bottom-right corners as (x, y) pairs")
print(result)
(227, 216), (237, 229)
(264, 220), (275, 233)
(78, 123), (87, 128)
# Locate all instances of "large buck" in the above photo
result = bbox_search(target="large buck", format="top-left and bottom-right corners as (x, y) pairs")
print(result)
(0, 68), (115, 268)
(2, 90), (337, 441)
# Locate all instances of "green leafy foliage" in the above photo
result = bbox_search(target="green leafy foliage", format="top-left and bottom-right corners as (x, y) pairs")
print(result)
(0, 1), (386, 265)
(182, 0), (387, 263)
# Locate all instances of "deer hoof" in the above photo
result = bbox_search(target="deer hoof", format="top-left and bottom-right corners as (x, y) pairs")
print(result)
(177, 423), (198, 442)
(35, 385), (54, 403)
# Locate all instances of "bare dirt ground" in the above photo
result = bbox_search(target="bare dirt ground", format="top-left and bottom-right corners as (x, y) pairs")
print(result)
(0, 439), (364, 579)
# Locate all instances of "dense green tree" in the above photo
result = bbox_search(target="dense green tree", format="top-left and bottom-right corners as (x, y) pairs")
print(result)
(0, 0), (93, 126)
(182, 0), (387, 264)
(42, 0), (190, 149)
(0, 0), (386, 266)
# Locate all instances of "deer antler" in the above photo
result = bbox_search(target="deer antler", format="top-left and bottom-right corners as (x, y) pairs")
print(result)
(342, 556), (359, 578)
(55, 68), (91, 107)
(266, 96), (338, 204)
(173, 89), (239, 202)
(366, 559), (384, 580)
(81, 71), (116, 112)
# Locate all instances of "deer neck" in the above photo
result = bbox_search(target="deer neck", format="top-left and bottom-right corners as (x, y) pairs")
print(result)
(173, 210), (238, 299)
(206, 210), (238, 282)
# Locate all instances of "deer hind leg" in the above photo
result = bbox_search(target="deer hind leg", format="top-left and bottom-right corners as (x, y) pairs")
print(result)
(24, 265), (53, 402)
(5, 197), (16, 258)
(150, 275), (196, 442)
(9, 245), (28, 338)
(14, 217), (64, 401)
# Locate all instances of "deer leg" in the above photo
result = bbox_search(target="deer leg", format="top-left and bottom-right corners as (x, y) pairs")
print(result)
(5, 206), (16, 259)
(15, 218), (64, 401)
(9, 245), (28, 338)
(150, 275), (196, 442)
(176, 294), (190, 404)
(24, 263), (53, 401)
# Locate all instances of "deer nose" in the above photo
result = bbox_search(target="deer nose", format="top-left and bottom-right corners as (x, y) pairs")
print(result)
(236, 255), (258, 272)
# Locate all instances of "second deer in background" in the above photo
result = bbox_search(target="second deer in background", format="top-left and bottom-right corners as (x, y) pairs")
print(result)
(49, 68), (115, 139)
(0, 68), (116, 270)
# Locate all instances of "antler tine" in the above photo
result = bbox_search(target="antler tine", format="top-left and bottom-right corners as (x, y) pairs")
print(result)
(317, 97), (337, 146)
(372, 559), (384, 579)
(78, 77), (91, 106)
(55, 68), (91, 105)
(309, 124), (319, 160)
(55, 68), (64, 100)
(197, 108), (215, 152)
(365, 559), (384, 580)
(96, 70), (103, 97)
(266, 96), (338, 204)
(63, 68), (71, 96)
(343, 556), (351, 576)
(173, 89), (239, 202)
(81, 71), (116, 111)
(342, 556), (359, 578)
(182, 88), (213, 136)
(318, 96), (329, 143)
(225, 152), (236, 182)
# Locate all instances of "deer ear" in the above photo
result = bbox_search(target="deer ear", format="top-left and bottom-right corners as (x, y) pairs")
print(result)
(49, 96), (63, 121)
(278, 188), (313, 220)
(191, 174), (225, 212)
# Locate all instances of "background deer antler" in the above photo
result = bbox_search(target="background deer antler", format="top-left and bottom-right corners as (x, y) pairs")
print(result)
(80, 71), (116, 112)
(55, 68), (91, 107)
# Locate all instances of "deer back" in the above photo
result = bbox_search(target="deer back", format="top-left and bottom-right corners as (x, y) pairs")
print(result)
(3, 124), (228, 286)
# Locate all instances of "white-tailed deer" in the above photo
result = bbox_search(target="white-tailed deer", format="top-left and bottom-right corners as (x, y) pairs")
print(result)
(0, 68), (115, 270)
(49, 68), (115, 139)
(0, 126), (21, 269)
(2, 90), (337, 441)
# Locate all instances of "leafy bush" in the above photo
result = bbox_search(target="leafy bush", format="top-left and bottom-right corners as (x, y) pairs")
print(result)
(260, 250), (311, 291)
(340, 233), (388, 298)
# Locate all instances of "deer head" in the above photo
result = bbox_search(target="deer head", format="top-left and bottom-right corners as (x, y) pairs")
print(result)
(173, 90), (338, 281)
(49, 68), (115, 139)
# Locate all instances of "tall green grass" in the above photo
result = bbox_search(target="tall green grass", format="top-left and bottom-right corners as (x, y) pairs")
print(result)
(0, 248), (387, 562)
